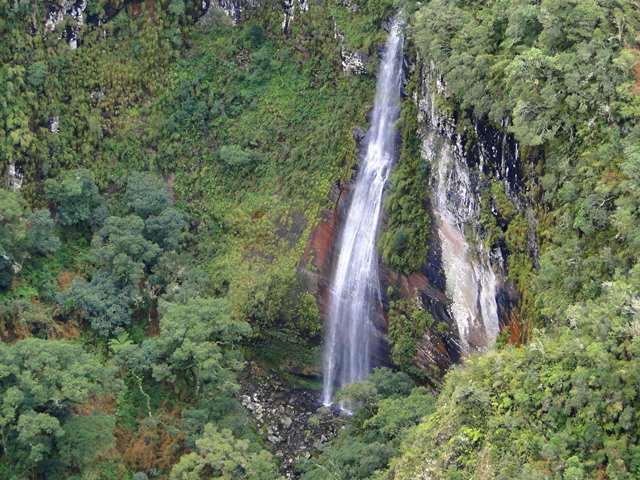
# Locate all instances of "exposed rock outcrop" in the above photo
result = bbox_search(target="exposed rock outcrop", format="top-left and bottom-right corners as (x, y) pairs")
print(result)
(410, 61), (533, 359)
(206, 0), (307, 30)
(5, 164), (24, 191)
(281, 0), (309, 35)
(44, 0), (87, 49)
(333, 22), (373, 75)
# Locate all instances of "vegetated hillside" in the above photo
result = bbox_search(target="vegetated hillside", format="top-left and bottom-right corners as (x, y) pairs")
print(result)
(386, 0), (640, 478)
(0, 0), (394, 477)
(2, 0), (640, 478)
(299, 1), (640, 479)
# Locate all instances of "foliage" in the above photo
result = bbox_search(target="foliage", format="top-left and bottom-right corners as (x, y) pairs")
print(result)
(0, 191), (61, 294)
(65, 171), (185, 336)
(124, 172), (187, 250)
(303, 368), (435, 480)
(410, 0), (640, 324)
(0, 190), (27, 289)
(26, 209), (61, 255)
(380, 69), (431, 274)
(120, 416), (185, 476)
(390, 282), (640, 479)
(330, 0), (392, 58)
(121, 297), (251, 401)
(0, 338), (116, 477)
(45, 168), (101, 227)
(67, 270), (137, 336)
(0, 0), (394, 477)
(386, 298), (434, 379)
(57, 412), (117, 474)
(153, 8), (384, 357)
(170, 423), (283, 480)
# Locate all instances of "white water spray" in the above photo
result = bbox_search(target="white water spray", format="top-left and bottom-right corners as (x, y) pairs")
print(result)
(322, 18), (404, 407)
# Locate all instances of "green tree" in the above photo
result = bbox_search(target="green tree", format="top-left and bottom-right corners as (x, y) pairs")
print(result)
(45, 168), (101, 227)
(390, 282), (640, 479)
(0, 190), (26, 289)
(303, 369), (433, 480)
(122, 297), (251, 400)
(170, 424), (282, 480)
(57, 413), (116, 474)
(67, 270), (136, 336)
(91, 215), (162, 289)
(125, 172), (173, 220)
(26, 209), (61, 255)
(125, 172), (186, 250)
(67, 214), (163, 336)
(0, 339), (115, 475)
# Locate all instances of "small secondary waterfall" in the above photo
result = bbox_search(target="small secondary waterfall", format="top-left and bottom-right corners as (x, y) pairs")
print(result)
(322, 19), (404, 407)
(421, 88), (500, 354)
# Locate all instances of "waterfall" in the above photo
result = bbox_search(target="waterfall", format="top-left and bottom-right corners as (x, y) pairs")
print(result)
(421, 88), (500, 354)
(322, 18), (404, 407)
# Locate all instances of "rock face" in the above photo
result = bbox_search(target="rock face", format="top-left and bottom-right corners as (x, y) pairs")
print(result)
(303, 59), (532, 384)
(301, 182), (349, 321)
(411, 63), (532, 360)
(5, 164), (24, 191)
(333, 22), (373, 75)
(281, 0), (309, 35)
(44, 0), (88, 49)
(208, 0), (249, 24)
(239, 364), (345, 478)
(205, 0), (307, 31)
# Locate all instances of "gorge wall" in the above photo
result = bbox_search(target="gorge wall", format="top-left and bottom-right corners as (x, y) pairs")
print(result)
(303, 54), (534, 384)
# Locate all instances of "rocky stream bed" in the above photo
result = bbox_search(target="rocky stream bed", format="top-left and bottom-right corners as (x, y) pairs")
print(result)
(239, 363), (346, 478)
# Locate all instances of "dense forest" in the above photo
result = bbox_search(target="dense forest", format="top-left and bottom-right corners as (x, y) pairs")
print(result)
(1, 0), (640, 478)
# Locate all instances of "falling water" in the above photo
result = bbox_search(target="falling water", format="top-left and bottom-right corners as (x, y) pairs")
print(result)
(322, 18), (404, 407)
(422, 89), (500, 354)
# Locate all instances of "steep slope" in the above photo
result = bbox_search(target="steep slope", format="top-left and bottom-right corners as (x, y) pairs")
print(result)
(388, 0), (640, 478)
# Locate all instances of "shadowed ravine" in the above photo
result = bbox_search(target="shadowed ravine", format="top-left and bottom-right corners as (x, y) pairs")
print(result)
(322, 17), (404, 407)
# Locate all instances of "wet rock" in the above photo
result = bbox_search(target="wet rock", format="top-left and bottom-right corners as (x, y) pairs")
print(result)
(352, 126), (366, 143)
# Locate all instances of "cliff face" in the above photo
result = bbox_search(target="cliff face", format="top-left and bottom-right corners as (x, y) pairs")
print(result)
(302, 56), (535, 384)
(405, 62), (534, 375)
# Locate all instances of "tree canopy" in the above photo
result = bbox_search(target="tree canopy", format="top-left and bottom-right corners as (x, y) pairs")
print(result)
(0, 339), (115, 476)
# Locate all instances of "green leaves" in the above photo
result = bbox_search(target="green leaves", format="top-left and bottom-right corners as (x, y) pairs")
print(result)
(45, 168), (101, 227)
(380, 74), (430, 274)
(303, 368), (435, 480)
(0, 189), (27, 289)
(26, 209), (60, 255)
(0, 339), (114, 473)
(108, 332), (134, 355)
(391, 282), (640, 479)
(66, 171), (186, 336)
(122, 297), (251, 400)
(125, 172), (187, 250)
(0, 191), (61, 291)
(91, 215), (162, 287)
(170, 424), (282, 480)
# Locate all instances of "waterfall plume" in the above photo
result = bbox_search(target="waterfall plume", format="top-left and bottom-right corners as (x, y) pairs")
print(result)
(322, 18), (404, 407)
